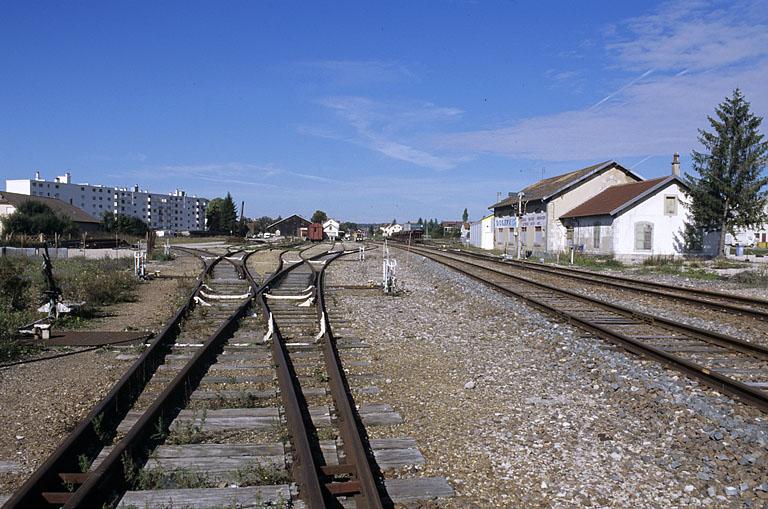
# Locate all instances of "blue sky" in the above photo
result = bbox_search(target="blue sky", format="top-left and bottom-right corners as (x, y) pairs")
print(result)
(1, 0), (767, 223)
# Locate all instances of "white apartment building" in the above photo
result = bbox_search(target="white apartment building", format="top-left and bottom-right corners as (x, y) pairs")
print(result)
(5, 171), (209, 231)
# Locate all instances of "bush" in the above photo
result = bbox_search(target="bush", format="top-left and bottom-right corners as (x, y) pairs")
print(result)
(53, 258), (137, 308)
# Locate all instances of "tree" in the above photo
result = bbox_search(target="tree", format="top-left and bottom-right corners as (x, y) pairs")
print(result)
(462, 208), (469, 223)
(101, 212), (148, 236)
(340, 221), (358, 234)
(685, 89), (768, 256)
(205, 198), (224, 234)
(311, 210), (328, 224)
(1, 201), (77, 237)
(250, 216), (275, 234)
(220, 193), (238, 234)
(205, 193), (238, 234)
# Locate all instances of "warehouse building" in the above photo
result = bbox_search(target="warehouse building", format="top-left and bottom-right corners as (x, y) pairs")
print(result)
(5, 171), (209, 232)
(266, 214), (311, 237)
(490, 161), (642, 255)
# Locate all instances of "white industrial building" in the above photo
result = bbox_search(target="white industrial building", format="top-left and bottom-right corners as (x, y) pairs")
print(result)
(469, 214), (495, 250)
(559, 172), (692, 261)
(5, 171), (209, 231)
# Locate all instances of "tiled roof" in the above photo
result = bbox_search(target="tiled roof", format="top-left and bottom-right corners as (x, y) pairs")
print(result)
(490, 160), (640, 209)
(560, 176), (679, 219)
(267, 214), (310, 229)
(0, 192), (99, 223)
(491, 161), (609, 208)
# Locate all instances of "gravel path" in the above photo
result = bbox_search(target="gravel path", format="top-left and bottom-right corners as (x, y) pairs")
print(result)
(326, 245), (768, 508)
(0, 253), (202, 495)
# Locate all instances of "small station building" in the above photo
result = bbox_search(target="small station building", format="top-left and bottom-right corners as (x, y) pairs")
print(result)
(559, 174), (689, 261)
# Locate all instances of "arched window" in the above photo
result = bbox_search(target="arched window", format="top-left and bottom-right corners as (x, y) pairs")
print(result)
(634, 222), (653, 251)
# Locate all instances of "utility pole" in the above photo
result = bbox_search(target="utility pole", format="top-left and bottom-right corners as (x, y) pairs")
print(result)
(516, 192), (524, 259)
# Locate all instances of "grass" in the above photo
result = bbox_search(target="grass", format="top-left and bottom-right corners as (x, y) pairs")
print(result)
(0, 255), (138, 362)
(233, 461), (291, 486)
(554, 252), (625, 270)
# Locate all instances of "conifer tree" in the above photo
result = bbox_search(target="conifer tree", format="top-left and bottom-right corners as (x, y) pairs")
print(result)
(685, 89), (768, 256)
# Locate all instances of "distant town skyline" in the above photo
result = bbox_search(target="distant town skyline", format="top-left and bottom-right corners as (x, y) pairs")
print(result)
(2, 0), (767, 223)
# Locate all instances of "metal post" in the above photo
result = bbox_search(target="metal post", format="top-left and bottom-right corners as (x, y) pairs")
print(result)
(517, 192), (524, 259)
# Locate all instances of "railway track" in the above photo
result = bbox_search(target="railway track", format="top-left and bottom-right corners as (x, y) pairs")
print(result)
(4, 242), (448, 508)
(400, 244), (768, 413)
(418, 244), (768, 320)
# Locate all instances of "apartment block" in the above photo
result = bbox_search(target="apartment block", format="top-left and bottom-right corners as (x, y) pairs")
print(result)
(5, 171), (209, 231)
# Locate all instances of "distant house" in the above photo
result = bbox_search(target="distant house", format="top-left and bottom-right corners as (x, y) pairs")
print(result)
(0, 191), (101, 234)
(266, 214), (311, 237)
(441, 220), (463, 235)
(490, 160), (642, 255)
(323, 219), (340, 240)
(469, 214), (494, 250)
(559, 173), (693, 261)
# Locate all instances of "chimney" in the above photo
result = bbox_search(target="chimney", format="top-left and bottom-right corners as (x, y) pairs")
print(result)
(35, 170), (41, 181)
(671, 153), (680, 177)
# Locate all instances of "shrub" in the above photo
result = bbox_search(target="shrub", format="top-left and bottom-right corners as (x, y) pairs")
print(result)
(53, 258), (137, 308)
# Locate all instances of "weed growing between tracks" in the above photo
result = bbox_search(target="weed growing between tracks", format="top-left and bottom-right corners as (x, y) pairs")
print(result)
(233, 461), (291, 486)
(167, 410), (208, 445)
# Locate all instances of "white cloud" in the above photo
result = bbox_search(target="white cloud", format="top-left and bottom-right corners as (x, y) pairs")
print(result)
(434, 0), (768, 162)
(306, 96), (467, 170)
(609, 0), (768, 72)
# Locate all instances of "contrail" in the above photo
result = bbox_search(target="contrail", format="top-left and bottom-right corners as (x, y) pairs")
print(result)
(589, 69), (654, 110)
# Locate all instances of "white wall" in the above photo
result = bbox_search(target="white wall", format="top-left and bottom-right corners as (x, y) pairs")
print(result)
(612, 182), (688, 259)
(469, 215), (494, 250)
(5, 180), (31, 194)
(0, 204), (16, 234)
(546, 166), (639, 254)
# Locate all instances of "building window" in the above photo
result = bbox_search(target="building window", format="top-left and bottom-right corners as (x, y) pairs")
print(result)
(534, 226), (543, 246)
(664, 195), (677, 215)
(593, 224), (600, 249)
(634, 222), (653, 251)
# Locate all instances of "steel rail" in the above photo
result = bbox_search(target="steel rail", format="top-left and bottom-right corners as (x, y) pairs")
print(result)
(407, 246), (768, 413)
(251, 244), (346, 507)
(314, 250), (386, 508)
(409, 246), (768, 359)
(59, 246), (296, 507)
(2, 251), (217, 508)
(423, 244), (768, 319)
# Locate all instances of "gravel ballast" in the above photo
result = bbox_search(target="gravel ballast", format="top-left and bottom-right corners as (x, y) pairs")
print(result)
(326, 245), (768, 508)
